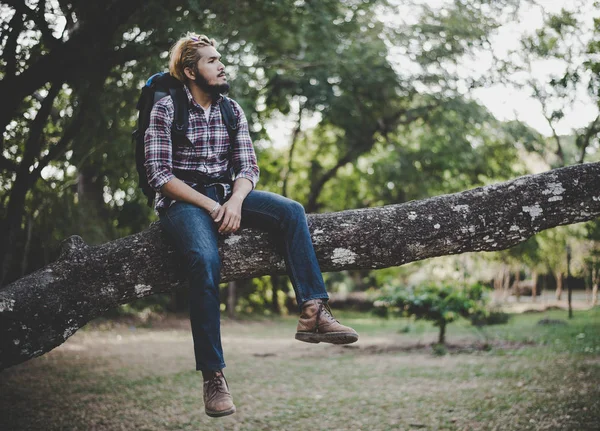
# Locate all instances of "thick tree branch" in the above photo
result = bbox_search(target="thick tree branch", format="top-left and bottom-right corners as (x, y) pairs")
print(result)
(3, 9), (24, 80)
(1, 162), (599, 370)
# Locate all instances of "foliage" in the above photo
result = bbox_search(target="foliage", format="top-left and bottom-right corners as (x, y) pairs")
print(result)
(505, 1), (600, 167)
(2, 0), (599, 318)
(375, 281), (492, 344)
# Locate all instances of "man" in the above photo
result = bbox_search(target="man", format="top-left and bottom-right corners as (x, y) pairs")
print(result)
(144, 33), (358, 418)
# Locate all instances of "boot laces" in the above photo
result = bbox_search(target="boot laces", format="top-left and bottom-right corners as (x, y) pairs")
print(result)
(206, 372), (228, 400)
(320, 301), (339, 323)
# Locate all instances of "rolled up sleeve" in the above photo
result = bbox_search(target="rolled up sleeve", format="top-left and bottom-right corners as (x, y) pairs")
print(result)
(144, 101), (175, 191)
(230, 101), (260, 188)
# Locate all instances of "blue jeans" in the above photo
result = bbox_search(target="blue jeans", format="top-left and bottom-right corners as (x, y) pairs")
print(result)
(159, 185), (329, 371)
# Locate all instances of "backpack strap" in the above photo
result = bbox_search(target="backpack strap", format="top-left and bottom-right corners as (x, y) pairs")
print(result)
(219, 96), (240, 179)
(219, 96), (239, 144)
(169, 86), (192, 147)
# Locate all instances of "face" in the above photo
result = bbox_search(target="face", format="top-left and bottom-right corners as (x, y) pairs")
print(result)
(186, 45), (230, 96)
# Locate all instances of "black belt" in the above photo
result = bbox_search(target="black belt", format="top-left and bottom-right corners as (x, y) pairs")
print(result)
(173, 170), (232, 196)
(174, 170), (232, 185)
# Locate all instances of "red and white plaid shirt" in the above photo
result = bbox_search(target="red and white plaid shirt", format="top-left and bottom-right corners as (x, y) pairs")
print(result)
(144, 85), (260, 213)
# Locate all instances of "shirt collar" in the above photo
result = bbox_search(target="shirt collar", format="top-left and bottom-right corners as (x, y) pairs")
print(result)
(184, 85), (223, 111)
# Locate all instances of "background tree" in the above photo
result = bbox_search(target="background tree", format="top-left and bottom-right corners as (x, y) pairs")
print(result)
(375, 282), (491, 345)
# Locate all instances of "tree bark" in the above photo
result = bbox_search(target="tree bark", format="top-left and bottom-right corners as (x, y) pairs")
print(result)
(1, 162), (600, 370)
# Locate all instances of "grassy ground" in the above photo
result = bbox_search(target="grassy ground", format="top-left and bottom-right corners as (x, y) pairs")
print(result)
(0, 307), (599, 431)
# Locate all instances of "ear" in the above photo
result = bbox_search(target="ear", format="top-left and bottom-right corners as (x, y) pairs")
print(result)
(184, 66), (195, 81)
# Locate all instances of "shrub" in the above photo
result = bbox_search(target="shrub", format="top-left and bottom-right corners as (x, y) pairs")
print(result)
(375, 282), (491, 345)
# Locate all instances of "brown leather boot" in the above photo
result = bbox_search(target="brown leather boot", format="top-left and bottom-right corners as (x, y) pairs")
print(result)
(203, 371), (236, 417)
(295, 299), (359, 344)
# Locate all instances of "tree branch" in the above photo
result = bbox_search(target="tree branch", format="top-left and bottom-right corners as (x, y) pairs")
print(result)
(1, 162), (600, 370)
(281, 103), (304, 197)
(20, 84), (61, 173)
(0, 156), (18, 173)
(577, 115), (600, 164)
(3, 9), (24, 80)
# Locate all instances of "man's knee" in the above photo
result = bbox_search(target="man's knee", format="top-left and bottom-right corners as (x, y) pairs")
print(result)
(284, 199), (305, 219)
(188, 250), (221, 286)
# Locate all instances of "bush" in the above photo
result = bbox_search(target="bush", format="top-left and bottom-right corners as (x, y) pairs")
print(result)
(375, 282), (491, 345)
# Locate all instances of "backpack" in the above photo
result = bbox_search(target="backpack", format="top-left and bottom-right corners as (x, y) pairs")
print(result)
(132, 72), (238, 207)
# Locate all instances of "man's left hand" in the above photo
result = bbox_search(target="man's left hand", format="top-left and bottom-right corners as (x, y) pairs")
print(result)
(214, 194), (244, 234)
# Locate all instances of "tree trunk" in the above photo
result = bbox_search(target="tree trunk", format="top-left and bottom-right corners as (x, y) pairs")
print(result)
(555, 271), (564, 300)
(20, 215), (34, 278)
(513, 268), (521, 302)
(592, 266), (599, 307)
(227, 281), (236, 319)
(531, 271), (538, 302)
(502, 265), (511, 301)
(1, 162), (600, 370)
(270, 275), (282, 315)
(493, 269), (504, 303)
(438, 322), (446, 345)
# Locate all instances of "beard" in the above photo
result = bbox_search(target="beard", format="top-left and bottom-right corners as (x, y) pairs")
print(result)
(193, 71), (230, 99)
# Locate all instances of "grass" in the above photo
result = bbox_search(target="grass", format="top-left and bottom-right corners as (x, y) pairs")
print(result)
(0, 307), (598, 430)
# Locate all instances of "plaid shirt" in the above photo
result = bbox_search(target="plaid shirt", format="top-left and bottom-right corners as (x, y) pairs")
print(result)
(144, 85), (260, 214)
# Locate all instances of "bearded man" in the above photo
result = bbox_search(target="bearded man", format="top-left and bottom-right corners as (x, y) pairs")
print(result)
(144, 32), (358, 418)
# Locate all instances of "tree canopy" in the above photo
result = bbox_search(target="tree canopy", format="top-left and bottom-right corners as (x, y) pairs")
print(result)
(1, 0), (599, 315)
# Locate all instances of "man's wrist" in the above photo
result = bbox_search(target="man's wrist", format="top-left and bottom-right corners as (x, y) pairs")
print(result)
(209, 201), (221, 216)
(228, 192), (246, 203)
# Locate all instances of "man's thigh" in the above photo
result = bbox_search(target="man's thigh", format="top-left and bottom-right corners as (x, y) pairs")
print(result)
(240, 189), (303, 230)
(159, 201), (219, 259)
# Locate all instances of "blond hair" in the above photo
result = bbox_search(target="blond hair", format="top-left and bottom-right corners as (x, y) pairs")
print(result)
(168, 32), (216, 82)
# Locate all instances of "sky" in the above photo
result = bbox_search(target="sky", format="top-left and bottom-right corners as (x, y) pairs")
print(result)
(468, 0), (599, 137)
(266, 0), (600, 147)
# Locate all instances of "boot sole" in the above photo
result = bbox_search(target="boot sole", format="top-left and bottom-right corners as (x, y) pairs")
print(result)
(206, 405), (236, 418)
(295, 332), (358, 344)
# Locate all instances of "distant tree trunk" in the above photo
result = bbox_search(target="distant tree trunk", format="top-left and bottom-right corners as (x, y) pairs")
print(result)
(227, 281), (236, 319)
(592, 267), (599, 307)
(493, 269), (504, 302)
(584, 264), (591, 303)
(281, 104), (303, 199)
(531, 271), (538, 302)
(76, 164), (113, 245)
(20, 215), (34, 278)
(270, 275), (282, 314)
(0, 84), (61, 286)
(513, 269), (521, 302)
(502, 265), (511, 301)
(555, 272), (564, 300)
(438, 322), (446, 345)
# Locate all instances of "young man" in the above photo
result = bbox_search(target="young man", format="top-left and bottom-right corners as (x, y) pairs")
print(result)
(144, 33), (358, 418)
